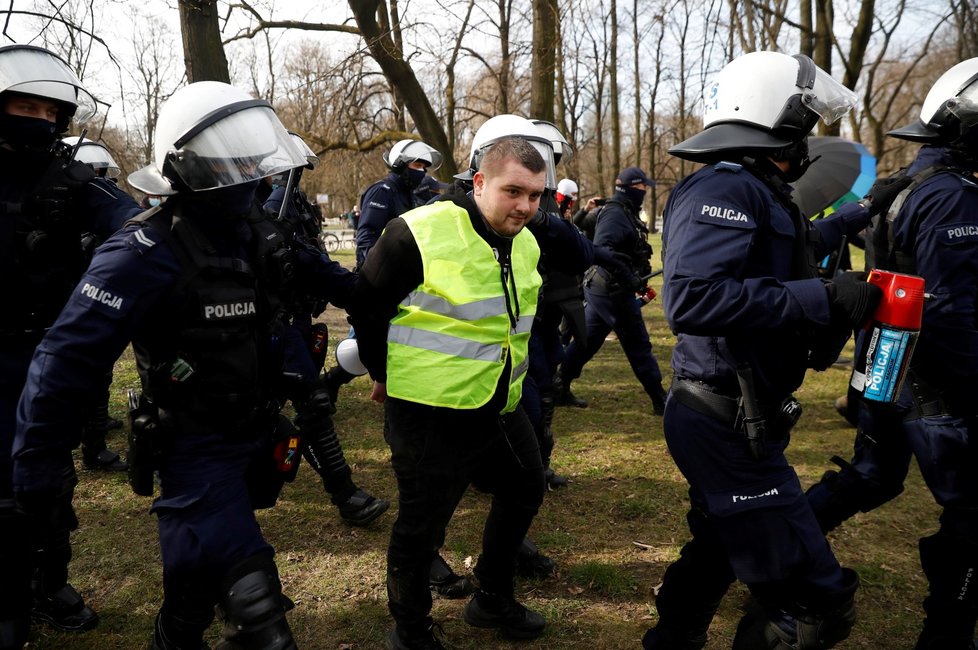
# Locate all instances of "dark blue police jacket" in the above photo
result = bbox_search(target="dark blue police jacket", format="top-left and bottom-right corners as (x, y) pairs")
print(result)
(662, 161), (869, 400)
(355, 172), (414, 267)
(891, 146), (978, 388)
(12, 207), (355, 493)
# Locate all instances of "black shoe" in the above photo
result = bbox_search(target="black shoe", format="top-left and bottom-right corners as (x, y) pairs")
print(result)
(516, 538), (556, 578)
(556, 387), (588, 408)
(106, 416), (124, 431)
(82, 447), (128, 472)
(545, 467), (568, 490)
(385, 623), (447, 650)
(337, 489), (390, 527)
(463, 590), (545, 639)
(32, 584), (99, 633)
(430, 553), (475, 599)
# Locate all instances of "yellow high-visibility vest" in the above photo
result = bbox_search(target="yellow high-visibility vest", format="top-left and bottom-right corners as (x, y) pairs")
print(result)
(386, 201), (541, 412)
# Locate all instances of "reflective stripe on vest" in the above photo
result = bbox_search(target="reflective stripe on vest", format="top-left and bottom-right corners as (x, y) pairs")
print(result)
(386, 201), (541, 411)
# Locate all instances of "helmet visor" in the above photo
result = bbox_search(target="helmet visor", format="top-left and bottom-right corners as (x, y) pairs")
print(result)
(289, 132), (319, 169)
(72, 143), (120, 178)
(0, 46), (96, 122)
(805, 67), (857, 125)
(165, 105), (309, 191)
(947, 77), (978, 127)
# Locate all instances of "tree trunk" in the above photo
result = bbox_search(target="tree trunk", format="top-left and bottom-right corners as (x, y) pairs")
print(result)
(799, 0), (813, 57)
(178, 0), (230, 83)
(530, 0), (558, 121)
(632, 0), (641, 168)
(348, 0), (457, 176)
(609, 0), (621, 174)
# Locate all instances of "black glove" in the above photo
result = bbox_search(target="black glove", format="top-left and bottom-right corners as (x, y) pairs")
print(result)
(861, 172), (913, 217)
(825, 271), (883, 328)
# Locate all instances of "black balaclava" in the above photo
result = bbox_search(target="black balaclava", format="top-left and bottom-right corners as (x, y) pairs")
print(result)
(615, 185), (647, 212)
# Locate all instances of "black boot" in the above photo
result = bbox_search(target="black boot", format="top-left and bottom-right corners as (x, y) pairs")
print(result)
(31, 584), (99, 632)
(150, 612), (211, 650)
(915, 532), (978, 649)
(337, 489), (390, 527)
(385, 622), (447, 650)
(545, 467), (568, 490)
(82, 446), (128, 472)
(463, 589), (545, 639)
(429, 553), (474, 599)
(555, 383), (588, 408)
(516, 537), (556, 578)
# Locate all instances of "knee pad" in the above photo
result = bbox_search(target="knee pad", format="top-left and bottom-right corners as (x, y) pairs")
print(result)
(215, 556), (295, 650)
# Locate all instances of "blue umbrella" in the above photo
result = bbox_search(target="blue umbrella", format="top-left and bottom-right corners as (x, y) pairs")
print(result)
(793, 136), (877, 220)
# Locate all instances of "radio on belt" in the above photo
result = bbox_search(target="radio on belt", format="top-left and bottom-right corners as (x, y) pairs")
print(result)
(849, 270), (925, 403)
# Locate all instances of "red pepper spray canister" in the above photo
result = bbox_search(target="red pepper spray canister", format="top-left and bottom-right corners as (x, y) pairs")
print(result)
(849, 270), (925, 403)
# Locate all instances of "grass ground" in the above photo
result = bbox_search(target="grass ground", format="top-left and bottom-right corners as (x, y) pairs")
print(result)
(27, 241), (937, 649)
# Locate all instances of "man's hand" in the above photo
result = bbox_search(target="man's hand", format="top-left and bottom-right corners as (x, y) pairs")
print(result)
(370, 381), (387, 403)
(860, 172), (913, 217)
(585, 197), (601, 211)
(825, 271), (883, 328)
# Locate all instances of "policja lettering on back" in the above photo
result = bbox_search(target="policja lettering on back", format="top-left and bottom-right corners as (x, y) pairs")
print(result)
(202, 300), (256, 320)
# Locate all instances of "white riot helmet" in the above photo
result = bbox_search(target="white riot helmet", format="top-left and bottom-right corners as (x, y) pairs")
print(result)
(335, 338), (368, 376)
(670, 52), (857, 163)
(288, 131), (319, 170)
(62, 136), (120, 178)
(128, 81), (308, 196)
(383, 139), (442, 171)
(556, 178), (578, 199)
(0, 45), (97, 134)
(460, 114), (556, 188)
(532, 119), (573, 166)
(889, 58), (978, 145)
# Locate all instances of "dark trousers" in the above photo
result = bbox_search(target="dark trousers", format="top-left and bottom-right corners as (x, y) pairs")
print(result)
(561, 289), (662, 397)
(384, 398), (545, 630)
(657, 399), (852, 638)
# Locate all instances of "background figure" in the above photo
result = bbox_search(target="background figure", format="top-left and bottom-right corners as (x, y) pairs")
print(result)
(645, 51), (890, 649)
(0, 44), (116, 647)
(13, 80), (350, 649)
(557, 166), (667, 415)
(352, 129), (552, 650)
(806, 58), (978, 650)
(261, 134), (388, 527)
(64, 136), (140, 472)
(555, 178), (578, 219)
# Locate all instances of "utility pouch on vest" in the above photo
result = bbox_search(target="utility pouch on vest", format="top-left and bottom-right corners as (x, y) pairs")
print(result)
(127, 389), (161, 497)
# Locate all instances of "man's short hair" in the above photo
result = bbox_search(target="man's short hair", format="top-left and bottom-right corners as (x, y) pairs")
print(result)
(480, 137), (546, 176)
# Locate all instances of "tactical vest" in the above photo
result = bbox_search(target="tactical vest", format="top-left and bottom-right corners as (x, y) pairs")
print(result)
(3, 152), (96, 334)
(386, 202), (542, 412)
(868, 165), (966, 274)
(130, 203), (294, 426)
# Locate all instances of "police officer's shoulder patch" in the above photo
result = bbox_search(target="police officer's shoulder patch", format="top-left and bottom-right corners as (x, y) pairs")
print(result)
(124, 226), (160, 255)
(693, 200), (755, 229)
(713, 161), (743, 173)
(77, 278), (129, 317)
(938, 222), (978, 246)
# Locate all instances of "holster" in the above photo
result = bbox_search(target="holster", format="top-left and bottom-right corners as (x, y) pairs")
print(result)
(246, 414), (302, 510)
(127, 389), (161, 497)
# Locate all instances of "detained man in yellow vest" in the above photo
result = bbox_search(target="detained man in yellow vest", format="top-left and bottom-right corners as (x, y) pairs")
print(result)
(352, 136), (548, 650)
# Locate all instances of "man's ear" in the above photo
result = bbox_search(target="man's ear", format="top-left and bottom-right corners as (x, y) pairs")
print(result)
(473, 170), (485, 196)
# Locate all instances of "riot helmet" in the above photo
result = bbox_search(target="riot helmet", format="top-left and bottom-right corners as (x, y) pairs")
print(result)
(889, 58), (978, 159)
(288, 131), (320, 170)
(384, 139), (442, 171)
(62, 136), (121, 178)
(128, 81), (308, 196)
(670, 52), (857, 163)
(532, 119), (573, 166)
(0, 45), (97, 148)
(459, 114), (556, 189)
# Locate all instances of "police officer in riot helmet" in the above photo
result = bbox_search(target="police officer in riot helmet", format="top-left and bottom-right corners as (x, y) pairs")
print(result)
(557, 165), (667, 415)
(13, 80), (354, 649)
(0, 44), (108, 648)
(354, 138), (442, 268)
(262, 132), (389, 527)
(645, 51), (910, 649)
(806, 58), (978, 649)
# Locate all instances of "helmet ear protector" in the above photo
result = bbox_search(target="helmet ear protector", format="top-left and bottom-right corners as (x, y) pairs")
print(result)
(770, 55), (821, 141)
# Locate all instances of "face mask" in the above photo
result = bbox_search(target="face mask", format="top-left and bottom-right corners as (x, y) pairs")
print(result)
(780, 139), (814, 183)
(616, 186), (647, 211)
(405, 167), (426, 190)
(194, 179), (261, 216)
(0, 113), (58, 150)
(148, 197), (161, 207)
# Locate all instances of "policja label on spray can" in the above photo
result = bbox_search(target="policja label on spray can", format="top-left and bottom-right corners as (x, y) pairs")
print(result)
(849, 270), (925, 403)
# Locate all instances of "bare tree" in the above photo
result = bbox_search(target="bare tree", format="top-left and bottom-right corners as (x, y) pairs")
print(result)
(530, 0), (559, 120)
(178, 0), (230, 82)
